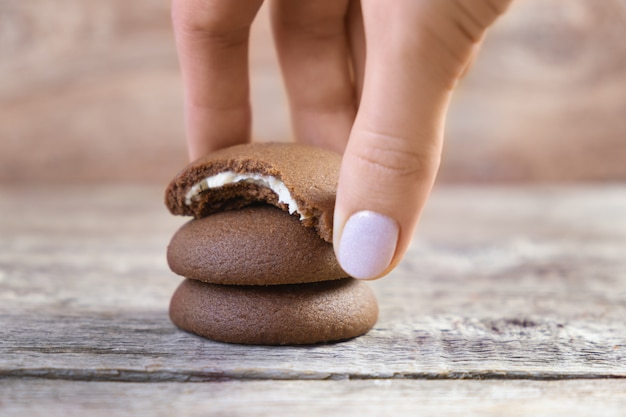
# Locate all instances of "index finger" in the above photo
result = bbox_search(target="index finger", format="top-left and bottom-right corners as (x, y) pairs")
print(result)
(172, 0), (264, 160)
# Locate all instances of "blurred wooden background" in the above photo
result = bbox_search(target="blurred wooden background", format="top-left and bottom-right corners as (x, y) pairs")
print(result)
(1, 0), (625, 184)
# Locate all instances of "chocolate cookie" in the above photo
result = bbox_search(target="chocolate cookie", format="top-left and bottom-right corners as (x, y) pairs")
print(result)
(164, 142), (341, 242)
(169, 278), (378, 345)
(167, 205), (347, 285)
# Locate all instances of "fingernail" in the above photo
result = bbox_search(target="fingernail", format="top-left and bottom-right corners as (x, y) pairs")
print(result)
(337, 211), (399, 280)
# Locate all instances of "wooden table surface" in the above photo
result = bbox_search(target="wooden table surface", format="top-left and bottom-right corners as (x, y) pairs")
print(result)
(1, 184), (625, 416)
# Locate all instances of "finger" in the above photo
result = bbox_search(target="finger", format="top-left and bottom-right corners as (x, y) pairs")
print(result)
(270, 0), (356, 153)
(334, 0), (511, 280)
(172, 0), (264, 160)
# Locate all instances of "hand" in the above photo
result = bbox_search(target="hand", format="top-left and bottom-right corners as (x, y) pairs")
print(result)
(171, 0), (512, 280)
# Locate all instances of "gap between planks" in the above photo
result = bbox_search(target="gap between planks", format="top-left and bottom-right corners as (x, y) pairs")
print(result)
(2, 369), (626, 383)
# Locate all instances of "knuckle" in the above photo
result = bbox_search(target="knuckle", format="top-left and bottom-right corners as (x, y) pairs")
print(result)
(451, 1), (484, 43)
(171, 0), (207, 31)
(350, 130), (440, 182)
(171, 0), (250, 44)
(451, 0), (511, 40)
(485, 0), (514, 17)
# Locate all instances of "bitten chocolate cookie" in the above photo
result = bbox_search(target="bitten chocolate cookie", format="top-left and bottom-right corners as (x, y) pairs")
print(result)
(164, 142), (341, 242)
(169, 278), (378, 345)
(167, 205), (347, 285)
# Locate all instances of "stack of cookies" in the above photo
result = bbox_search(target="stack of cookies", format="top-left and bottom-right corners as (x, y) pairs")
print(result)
(164, 143), (378, 345)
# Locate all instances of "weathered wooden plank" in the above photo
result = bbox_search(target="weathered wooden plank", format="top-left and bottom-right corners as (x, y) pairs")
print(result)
(2, 379), (626, 417)
(1, 185), (625, 381)
(2, 309), (625, 381)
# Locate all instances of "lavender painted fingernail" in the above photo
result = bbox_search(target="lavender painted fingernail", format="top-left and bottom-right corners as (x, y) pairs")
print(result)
(338, 211), (399, 280)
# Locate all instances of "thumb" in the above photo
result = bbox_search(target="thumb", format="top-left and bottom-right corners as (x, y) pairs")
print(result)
(333, 101), (445, 281)
(333, 0), (510, 280)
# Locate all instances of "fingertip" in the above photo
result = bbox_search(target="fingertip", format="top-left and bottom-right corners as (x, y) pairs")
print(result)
(332, 130), (439, 281)
(171, 0), (263, 162)
(334, 210), (400, 280)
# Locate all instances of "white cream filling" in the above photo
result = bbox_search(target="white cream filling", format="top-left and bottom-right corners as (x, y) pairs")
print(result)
(185, 171), (308, 220)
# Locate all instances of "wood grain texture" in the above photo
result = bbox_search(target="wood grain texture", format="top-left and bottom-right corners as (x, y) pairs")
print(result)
(1, 185), (625, 383)
(2, 379), (626, 417)
(1, 184), (625, 414)
(1, 1), (626, 183)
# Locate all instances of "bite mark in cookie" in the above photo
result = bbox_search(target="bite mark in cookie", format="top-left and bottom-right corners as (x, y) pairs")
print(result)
(165, 142), (341, 242)
(184, 171), (308, 220)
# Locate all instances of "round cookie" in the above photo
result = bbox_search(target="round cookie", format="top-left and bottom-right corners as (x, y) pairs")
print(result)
(169, 278), (378, 345)
(164, 142), (341, 242)
(167, 205), (348, 285)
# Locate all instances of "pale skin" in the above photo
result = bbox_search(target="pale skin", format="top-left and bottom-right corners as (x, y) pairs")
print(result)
(171, 0), (513, 280)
